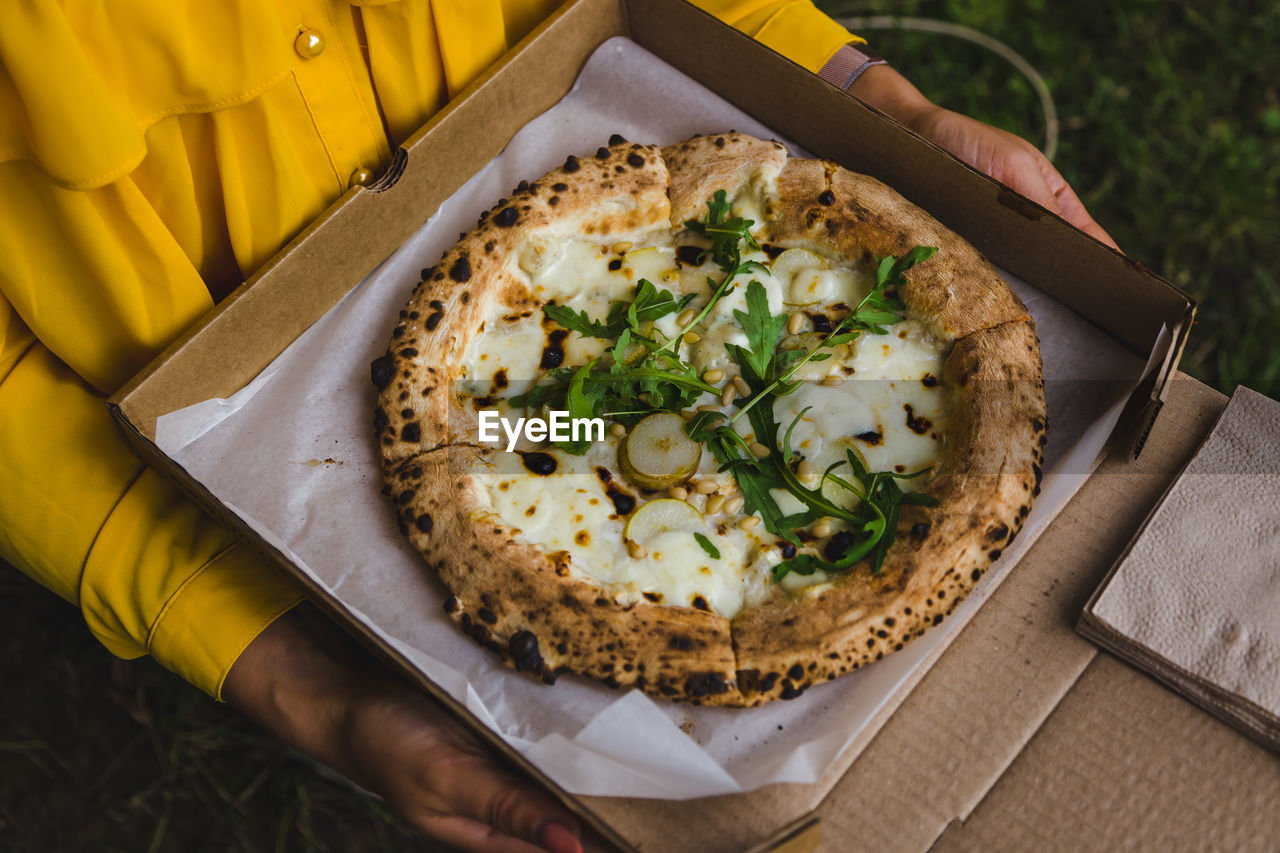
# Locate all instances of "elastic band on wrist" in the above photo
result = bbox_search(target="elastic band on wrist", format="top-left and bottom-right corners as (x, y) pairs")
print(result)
(818, 42), (889, 90)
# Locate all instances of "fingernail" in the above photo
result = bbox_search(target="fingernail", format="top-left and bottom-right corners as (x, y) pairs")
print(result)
(537, 819), (582, 853)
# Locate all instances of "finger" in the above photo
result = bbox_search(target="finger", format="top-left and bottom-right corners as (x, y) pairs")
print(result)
(429, 751), (582, 852)
(1037, 159), (1121, 251)
(538, 819), (588, 853)
(418, 813), (550, 853)
(343, 688), (583, 852)
(481, 776), (582, 849)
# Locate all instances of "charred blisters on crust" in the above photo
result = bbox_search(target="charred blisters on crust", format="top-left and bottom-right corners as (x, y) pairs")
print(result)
(448, 255), (472, 282)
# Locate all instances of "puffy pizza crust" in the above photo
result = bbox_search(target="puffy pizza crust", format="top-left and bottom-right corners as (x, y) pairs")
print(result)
(374, 132), (1046, 706)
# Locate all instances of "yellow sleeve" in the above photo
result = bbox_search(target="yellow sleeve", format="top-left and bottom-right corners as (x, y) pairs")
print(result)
(686, 0), (862, 72)
(0, 165), (303, 700)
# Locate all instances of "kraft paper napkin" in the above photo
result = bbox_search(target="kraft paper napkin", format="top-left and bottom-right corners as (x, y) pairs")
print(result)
(1080, 385), (1280, 751)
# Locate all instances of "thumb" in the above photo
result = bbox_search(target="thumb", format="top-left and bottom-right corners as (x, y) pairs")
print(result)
(1036, 157), (1121, 251)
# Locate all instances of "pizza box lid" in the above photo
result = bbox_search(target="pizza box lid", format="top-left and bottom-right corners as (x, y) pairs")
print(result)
(106, 1), (1234, 850)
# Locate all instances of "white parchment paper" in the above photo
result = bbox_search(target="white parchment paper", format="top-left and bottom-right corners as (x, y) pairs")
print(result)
(156, 38), (1149, 799)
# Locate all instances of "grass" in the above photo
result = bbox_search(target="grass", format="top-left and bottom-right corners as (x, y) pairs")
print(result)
(0, 563), (431, 852)
(2, 2), (1277, 850)
(816, 0), (1280, 398)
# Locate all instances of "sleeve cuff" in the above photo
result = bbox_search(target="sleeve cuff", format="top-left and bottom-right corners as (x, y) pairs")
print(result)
(750, 2), (865, 73)
(817, 42), (889, 90)
(146, 542), (303, 700)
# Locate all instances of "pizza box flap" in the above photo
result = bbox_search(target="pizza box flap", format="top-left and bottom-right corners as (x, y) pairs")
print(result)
(107, 1), (1207, 851)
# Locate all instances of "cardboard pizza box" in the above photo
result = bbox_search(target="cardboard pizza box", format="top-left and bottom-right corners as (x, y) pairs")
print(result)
(103, 1), (1258, 850)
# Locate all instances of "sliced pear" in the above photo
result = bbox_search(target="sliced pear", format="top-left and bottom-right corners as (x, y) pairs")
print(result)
(770, 247), (830, 279)
(517, 236), (563, 276)
(618, 413), (702, 490)
(622, 246), (679, 285)
(624, 498), (706, 546)
(770, 249), (875, 307)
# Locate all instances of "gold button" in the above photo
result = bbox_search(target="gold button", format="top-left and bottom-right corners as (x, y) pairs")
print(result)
(348, 166), (376, 188)
(294, 28), (324, 59)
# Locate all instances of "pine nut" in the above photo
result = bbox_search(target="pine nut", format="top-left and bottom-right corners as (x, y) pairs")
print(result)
(627, 540), (648, 559)
(677, 308), (697, 327)
(695, 479), (719, 495)
(669, 486), (689, 501)
(732, 375), (751, 396)
(821, 375), (842, 387)
(703, 368), (724, 383)
(787, 312), (805, 335)
(724, 496), (744, 514)
(683, 331), (701, 344)
(613, 241), (633, 253)
(680, 410), (696, 420)
(737, 515), (761, 531)
(706, 494), (725, 514)
(720, 385), (736, 406)
(812, 518), (833, 538)
(609, 422), (627, 438)
(750, 441), (771, 459)
(698, 404), (721, 412)
(797, 459), (815, 480)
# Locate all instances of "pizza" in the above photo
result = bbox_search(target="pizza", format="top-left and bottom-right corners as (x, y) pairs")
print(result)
(372, 132), (1046, 707)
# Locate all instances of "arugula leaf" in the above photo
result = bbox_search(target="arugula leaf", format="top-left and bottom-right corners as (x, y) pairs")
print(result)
(780, 406), (810, 464)
(540, 279), (694, 352)
(558, 363), (602, 455)
(623, 278), (696, 331)
(693, 532), (720, 560)
(877, 245), (938, 286)
(724, 280), (787, 384)
(507, 365), (575, 409)
(683, 190), (760, 270)
(694, 419), (794, 543)
(542, 304), (617, 339)
(770, 448), (940, 579)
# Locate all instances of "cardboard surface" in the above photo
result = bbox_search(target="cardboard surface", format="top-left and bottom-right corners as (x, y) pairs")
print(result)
(104, 1), (1231, 850)
(828, 376), (1266, 852)
(581, 376), (1248, 852)
(932, 654), (1280, 852)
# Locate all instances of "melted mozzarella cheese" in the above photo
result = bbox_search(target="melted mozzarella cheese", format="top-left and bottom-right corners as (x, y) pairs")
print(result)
(774, 318), (948, 493)
(466, 315), (548, 388)
(787, 267), (870, 306)
(462, 233), (673, 390)
(460, 222), (952, 617)
(685, 248), (785, 372)
(471, 438), (778, 618)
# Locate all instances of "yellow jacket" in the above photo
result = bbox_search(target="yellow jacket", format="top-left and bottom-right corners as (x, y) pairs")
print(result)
(0, 0), (855, 698)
